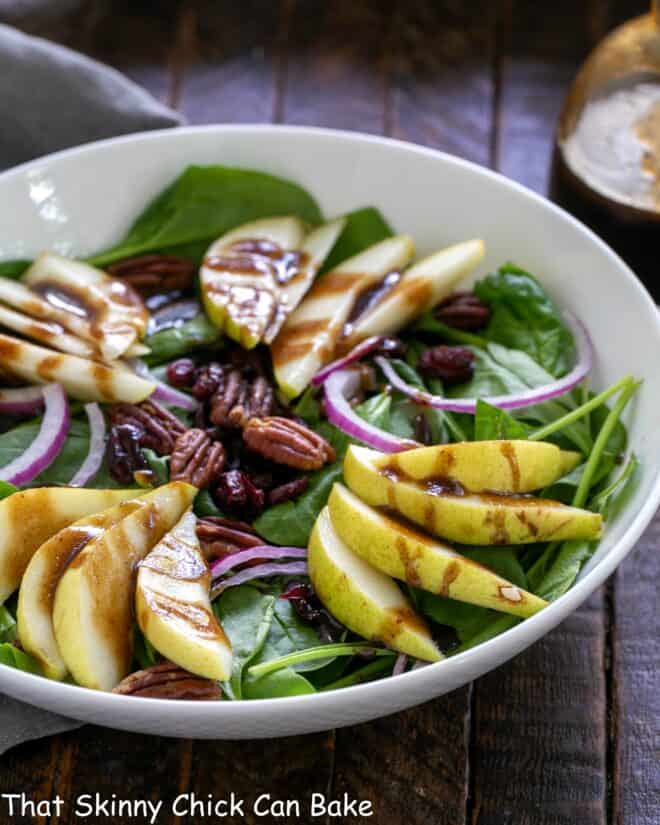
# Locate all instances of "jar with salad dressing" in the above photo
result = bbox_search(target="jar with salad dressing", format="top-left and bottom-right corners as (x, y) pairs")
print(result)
(551, 2), (660, 298)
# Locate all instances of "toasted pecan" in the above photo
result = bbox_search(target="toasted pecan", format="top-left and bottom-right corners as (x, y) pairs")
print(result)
(210, 370), (275, 429)
(243, 417), (336, 471)
(170, 428), (226, 488)
(107, 254), (195, 297)
(113, 662), (222, 699)
(109, 400), (186, 455)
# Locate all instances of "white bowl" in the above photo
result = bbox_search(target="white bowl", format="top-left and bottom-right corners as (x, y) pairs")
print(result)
(0, 125), (658, 739)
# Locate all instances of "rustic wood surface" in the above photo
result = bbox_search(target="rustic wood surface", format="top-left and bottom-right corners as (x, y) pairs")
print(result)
(1, 1), (657, 824)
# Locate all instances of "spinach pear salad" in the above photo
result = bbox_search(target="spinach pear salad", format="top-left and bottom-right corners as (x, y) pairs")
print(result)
(0, 165), (639, 700)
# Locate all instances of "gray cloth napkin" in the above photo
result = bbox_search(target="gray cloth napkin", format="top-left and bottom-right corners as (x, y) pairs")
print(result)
(0, 22), (182, 170)
(0, 22), (182, 752)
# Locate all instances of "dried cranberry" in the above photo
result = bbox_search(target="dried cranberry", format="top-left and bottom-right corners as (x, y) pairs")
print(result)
(192, 363), (224, 400)
(418, 345), (475, 385)
(212, 470), (265, 517)
(280, 582), (344, 642)
(107, 423), (148, 484)
(166, 358), (196, 388)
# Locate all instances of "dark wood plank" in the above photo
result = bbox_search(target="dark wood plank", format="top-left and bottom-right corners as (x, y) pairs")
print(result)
(470, 594), (607, 825)
(332, 693), (472, 825)
(0, 736), (62, 825)
(55, 727), (187, 825)
(175, 0), (283, 124)
(611, 513), (660, 825)
(178, 733), (335, 825)
(282, 0), (393, 133)
(390, 0), (496, 166)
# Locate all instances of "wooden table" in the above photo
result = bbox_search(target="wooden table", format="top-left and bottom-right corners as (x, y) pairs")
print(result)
(3, 2), (658, 823)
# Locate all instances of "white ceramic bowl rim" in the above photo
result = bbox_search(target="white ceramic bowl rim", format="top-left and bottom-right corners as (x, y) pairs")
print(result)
(0, 125), (659, 731)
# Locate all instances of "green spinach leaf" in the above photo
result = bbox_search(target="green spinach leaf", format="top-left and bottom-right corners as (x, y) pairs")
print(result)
(144, 315), (221, 366)
(321, 207), (393, 272)
(0, 260), (30, 279)
(245, 667), (315, 698)
(475, 264), (574, 377)
(0, 642), (41, 674)
(213, 585), (276, 699)
(474, 400), (530, 440)
(89, 165), (323, 267)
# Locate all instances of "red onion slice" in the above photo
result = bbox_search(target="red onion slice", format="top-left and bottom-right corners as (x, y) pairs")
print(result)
(211, 545), (308, 579)
(69, 403), (106, 487)
(312, 336), (388, 386)
(211, 561), (309, 597)
(393, 653), (408, 675)
(324, 369), (419, 453)
(0, 384), (70, 486)
(376, 312), (593, 414)
(0, 386), (45, 416)
(128, 358), (197, 411)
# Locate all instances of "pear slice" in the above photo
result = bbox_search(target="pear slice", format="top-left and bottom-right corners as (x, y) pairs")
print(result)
(0, 487), (140, 603)
(53, 482), (197, 691)
(344, 445), (602, 545)
(23, 252), (148, 361)
(342, 239), (485, 347)
(0, 302), (95, 358)
(17, 498), (148, 680)
(136, 509), (232, 681)
(309, 508), (442, 662)
(273, 235), (415, 398)
(328, 483), (547, 618)
(201, 217), (306, 349)
(0, 333), (155, 402)
(361, 441), (581, 494)
(263, 217), (346, 344)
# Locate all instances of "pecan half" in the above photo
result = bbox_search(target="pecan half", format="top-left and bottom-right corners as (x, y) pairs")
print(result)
(210, 370), (275, 429)
(418, 345), (475, 385)
(109, 400), (186, 455)
(107, 254), (195, 297)
(170, 428), (226, 488)
(196, 516), (261, 559)
(434, 291), (490, 331)
(243, 417), (336, 470)
(113, 662), (222, 699)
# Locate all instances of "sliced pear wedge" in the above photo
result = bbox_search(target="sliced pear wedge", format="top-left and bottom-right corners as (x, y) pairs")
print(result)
(344, 445), (602, 545)
(273, 234), (415, 398)
(309, 507), (442, 662)
(0, 487), (140, 603)
(264, 217), (345, 345)
(136, 509), (232, 681)
(201, 216), (305, 348)
(17, 498), (148, 680)
(363, 440), (582, 494)
(0, 333), (155, 402)
(23, 252), (148, 361)
(328, 484), (547, 618)
(342, 239), (485, 347)
(53, 482), (197, 691)
(0, 302), (95, 358)
(201, 216), (344, 350)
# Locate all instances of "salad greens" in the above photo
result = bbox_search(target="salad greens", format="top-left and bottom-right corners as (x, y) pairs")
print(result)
(0, 163), (642, 699)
